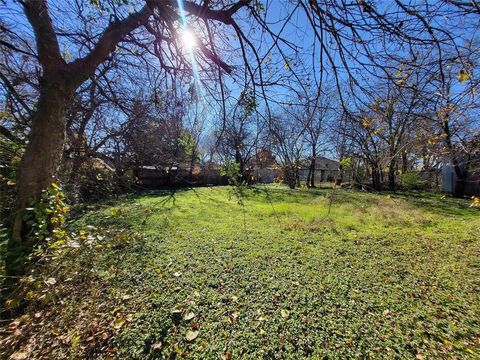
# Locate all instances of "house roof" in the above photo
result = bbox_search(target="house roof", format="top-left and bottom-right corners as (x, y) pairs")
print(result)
(301, 156), (339, 170)
(92, 157), (115, 172)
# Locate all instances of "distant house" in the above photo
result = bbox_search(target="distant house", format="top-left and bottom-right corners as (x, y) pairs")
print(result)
(441, 137), (480, 195)
(298, 156), (340, 183)
(251, 166), (279, 183)
(249, 149), (280, 183)
(130, 154), (344, 187)
(132, 165), (170, 186)
(199, 161), (227, 185)
(442, 161), (480, 195)
(132, 162), (228, 187)
(92, 157), (115, 172)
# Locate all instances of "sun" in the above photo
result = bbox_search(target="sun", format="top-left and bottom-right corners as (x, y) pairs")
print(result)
(181, 29), (196, 49)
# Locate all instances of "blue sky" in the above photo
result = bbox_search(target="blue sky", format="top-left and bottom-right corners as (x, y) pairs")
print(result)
(1, 0), (479, 157)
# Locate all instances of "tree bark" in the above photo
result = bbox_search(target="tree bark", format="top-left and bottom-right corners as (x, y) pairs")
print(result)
(8, 76), (72, 278)
(371, 164), (381, 191)
(452, 163), (468, 198)
(65, 136), (85, 202)
(401, 150), (408, 173)
(307, 152), (316, 188)
(338, 157), (344, 183)
(65, 148), (85, 202)
(189, 150), (197, 177)
(284, 165), (296, 189)
(441, 114), (468, 198)
(388, 158), (396, 191)
(296, 166), (300, 188)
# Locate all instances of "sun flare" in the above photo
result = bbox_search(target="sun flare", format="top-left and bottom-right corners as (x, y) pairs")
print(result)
(181, 29), (196, 49)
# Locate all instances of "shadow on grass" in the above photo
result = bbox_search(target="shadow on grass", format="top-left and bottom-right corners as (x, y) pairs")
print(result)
(249, 185), (478, 219)
(74, 185), (478, 228)
(247, 185), (382, 208)
(390, 191), (478, 217)
(70, 188), (189, 230)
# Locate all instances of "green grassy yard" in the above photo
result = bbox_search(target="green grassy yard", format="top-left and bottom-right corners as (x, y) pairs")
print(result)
(3, 185), (480, 359)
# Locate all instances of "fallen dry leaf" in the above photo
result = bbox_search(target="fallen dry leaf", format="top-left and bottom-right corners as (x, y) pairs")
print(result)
(186, 330), (199, 342)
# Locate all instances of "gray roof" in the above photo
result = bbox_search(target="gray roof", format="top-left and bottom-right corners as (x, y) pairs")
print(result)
(301, 156), (339, 170)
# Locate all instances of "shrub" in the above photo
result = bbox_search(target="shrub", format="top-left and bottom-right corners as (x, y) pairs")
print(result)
(400, 171), (424, 190)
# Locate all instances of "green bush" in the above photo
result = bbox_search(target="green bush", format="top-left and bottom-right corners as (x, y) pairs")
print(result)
(400, 171), (424, 190)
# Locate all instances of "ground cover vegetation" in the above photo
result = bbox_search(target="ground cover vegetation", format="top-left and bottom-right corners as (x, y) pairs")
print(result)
(1, 185), (479, 358)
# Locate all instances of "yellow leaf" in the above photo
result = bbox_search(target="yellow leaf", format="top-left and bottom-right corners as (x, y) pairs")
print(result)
(281, 309), (290, 318)
(7, 179), (15, 186)
(71, 335), (81, 348)
(458, 69), (471, 83)
(362, 117), (373, 128)
(395, 65), (404, 77)
(113, 317), (125, 329)
(471, 196), (480, 208)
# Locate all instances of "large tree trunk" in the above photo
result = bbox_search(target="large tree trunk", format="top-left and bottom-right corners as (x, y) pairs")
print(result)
(371, 164), (381, 191)
(65, 150), (85, 202)
(441, 113), (468, 198)
(452, 164), (468, 198)
(401, 150), (408, 173)
(3, 0), (178, 295)
(306, 167), (312, 188)
(284, 165), (297, 189)
(388, 158), (396, 191)
(65, 132), (87, 201)
(307, 152), (316, 188)
(189, 149), (197, 177)
(7, 78), (71, 279)
(338, 158), (344, 183)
